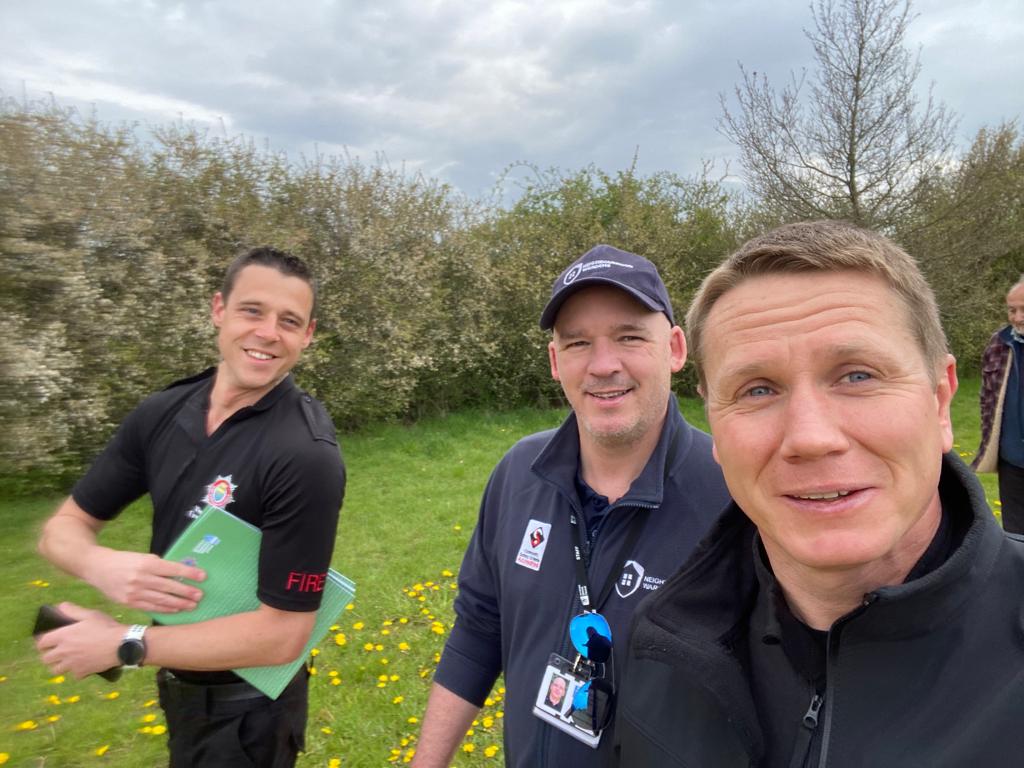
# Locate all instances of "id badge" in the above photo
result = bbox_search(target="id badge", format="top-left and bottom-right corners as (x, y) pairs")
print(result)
(531, 652), (602, 748)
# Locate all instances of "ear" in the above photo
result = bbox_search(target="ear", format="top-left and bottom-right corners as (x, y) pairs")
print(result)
(301, 318), (316, 350)
(711, 439), (721, 466)
(548, 339), (560, 382)
(669, 326), (687, 373)
(211, 292), (226, 328)
(935, 354), (958, 453)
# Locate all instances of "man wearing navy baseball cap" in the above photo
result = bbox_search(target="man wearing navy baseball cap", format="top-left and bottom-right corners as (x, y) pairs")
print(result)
(413, 245), (730, 767)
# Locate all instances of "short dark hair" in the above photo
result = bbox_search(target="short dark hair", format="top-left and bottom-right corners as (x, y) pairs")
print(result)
(221, 246), (318, 320)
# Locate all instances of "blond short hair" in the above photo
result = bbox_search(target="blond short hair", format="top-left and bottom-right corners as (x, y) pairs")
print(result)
(685, 220), (948, 388)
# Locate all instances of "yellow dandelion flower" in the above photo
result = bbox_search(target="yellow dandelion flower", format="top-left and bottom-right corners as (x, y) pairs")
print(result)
(104, 691), (120, 700)
(47, 715), (60, 723)
(399, 617), (409, 624)
(363, 642), (375, 651)
(331, 678), (341, 686)
(453, 524), (462, 531)
(345, 603), (355, 611)
(143, 699), (157, 707)
(407, 716), (419, 724)
(141, 714), (157, 723)
(321, 727), (332, 735)
(47, 694), (61, 705)
(0, 753), (8, 764)
(0, 676), (6, 682)
(329, 670), (339, 677)
(375, 644), (384, 651)
(49, 675), (65, 684)
(496, 711), (504, 718)
(309, 667), (318, 676)
(389, 674), (399, 681)
(95, 745), (109, 756)
(65, 695), (81, 704)
(466, 728), (475, 736)
(380, 658), (389, 665)
(152, 726), (167, 735)
(139, 726), (153, 734)
(335, 633), (347, 646)
(377, 682), (387, 688)
(484, 697), (494, 707)
(310, 648), (320, 657)
(419, 669), (429, 678)
(378, 674), (389, 682)
(412, 583), (424, 592)
(330, 624), (340, 631)
(498, 687), (506, 694)
(381, 629), (391, 636)
(16, 720), (38, 731)
(383, 619), (393, 626)
(392, 695), (404, 704)
(485, 745), (499, 757)
(329, 760), (341, 768)
(398, 641), (411, 652)
(462, 743), (475, 753)
(417, 595), (426, 602)
(441, 569), (453, 577)
(482, 716), (494, 728)
(433, 652), (441, 663)
(353, 621), (365, 630)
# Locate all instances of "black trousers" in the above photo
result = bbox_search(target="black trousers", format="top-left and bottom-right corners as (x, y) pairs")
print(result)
(998, 460), (1024, 534)
(157, 668), (309, 768)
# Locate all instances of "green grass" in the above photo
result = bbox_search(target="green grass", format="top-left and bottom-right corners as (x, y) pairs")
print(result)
(0, 383), (1003, 767)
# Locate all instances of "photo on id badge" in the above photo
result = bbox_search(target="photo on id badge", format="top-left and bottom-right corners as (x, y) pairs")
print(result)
(532, 653), (601, 748)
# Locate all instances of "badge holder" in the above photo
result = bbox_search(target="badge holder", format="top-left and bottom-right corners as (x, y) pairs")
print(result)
(531, 651), (603, 748)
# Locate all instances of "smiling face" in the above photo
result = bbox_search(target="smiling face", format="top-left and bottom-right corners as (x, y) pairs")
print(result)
(547, 676), (567, 706)
(211, 264), (315, 404)
(548, 285), (686, 453)
(702, 270), (957, 579)
(1007, 284), (1024, 334)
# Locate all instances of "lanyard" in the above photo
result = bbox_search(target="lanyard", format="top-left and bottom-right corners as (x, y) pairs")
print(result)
(569, 504), (649, 612)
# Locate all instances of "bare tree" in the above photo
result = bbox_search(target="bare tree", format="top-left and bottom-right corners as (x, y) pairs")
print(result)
(719, 0), (957, 230)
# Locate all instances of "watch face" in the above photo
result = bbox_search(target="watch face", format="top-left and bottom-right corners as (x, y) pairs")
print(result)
(118, 639), (145, 667)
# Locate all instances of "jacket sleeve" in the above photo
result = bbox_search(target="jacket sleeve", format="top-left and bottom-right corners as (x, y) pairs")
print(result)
(432, 469), (505, 707)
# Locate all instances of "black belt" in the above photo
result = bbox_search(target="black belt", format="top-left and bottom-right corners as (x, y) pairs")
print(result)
(157, 668), (303, 703)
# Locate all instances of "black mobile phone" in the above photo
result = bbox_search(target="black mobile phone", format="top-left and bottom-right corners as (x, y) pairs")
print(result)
(32, 604), (123, 683)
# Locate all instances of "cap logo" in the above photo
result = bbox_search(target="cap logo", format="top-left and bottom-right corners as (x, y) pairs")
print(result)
(562, 259), (634, 286)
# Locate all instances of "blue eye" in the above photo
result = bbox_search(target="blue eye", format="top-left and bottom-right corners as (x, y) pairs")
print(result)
(746, 385), (773, 397)
(846, 371), (872, 383)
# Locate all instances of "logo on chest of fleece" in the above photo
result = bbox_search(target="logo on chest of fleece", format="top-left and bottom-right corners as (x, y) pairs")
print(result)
(615, 560), (666, 598)
(515, 519), (552, 571)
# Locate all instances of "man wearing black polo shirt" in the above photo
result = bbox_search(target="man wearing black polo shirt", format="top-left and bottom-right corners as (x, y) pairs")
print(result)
(35, 247), (345, 768)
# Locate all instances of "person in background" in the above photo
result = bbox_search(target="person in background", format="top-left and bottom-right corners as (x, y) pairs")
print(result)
(972, 274), (1024, 532)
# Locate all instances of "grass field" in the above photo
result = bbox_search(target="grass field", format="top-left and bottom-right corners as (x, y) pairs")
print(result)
(0, 380), (1000, 767)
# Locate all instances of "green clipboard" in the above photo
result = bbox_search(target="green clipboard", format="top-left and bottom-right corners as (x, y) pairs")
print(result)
(149, 505), (355, 699)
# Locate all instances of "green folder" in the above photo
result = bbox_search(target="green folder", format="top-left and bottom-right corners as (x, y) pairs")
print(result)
(149, 505), (355, 699)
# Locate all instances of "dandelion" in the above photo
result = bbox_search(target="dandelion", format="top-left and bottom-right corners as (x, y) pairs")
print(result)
(389, 674), (399, 681)
(363, 642), (375, 651)
(398, 642), (411, 652)
(330, 624), (340, 631)
(0, 753), (8, 764)
(375, 644), (384, 651)
(377, 682), (387, 688)
(95, 745), (109, 756)
(49, 675), (65, 684)
(392, 696), (404, 704)
(453, 525), (462, 531)
(382, 619), (393, 626)
(309, 667), (318, 676)
(346, 603), (355, 611)
(329, 760), (341, 768)
(153, 725), (167, 735)
(15, 721), (38, 731)
(381, 629), (391, 636)
(104, 691), (120, 700)
(321, 727), (332, 735)
(65, 695), (80, 704)
(441, 569), (453, 577)
(331, 678), (341, 686)
(484, 697), (494, 707)
(407, 716), (419, 724)
(484, 745), (499, 757)
(462, 743), (475, 753)
(482, 716), (494, 728)
(353, 621), (365, 630)
(329, 670), (339, 678)
(335, 633), (347, 646)
(143, 699), (157, 707)
(141, 714), (157, 723)
(399, 617), (409, 624)
(378, 674), (389, 682)
(310, 648), (320, 657)
(380, 658), (389, 665)
(466, 728), (475, 736)
(139, 727), (153, 734)
(47, 715), (60, 723)
(47, 694), (61, 705)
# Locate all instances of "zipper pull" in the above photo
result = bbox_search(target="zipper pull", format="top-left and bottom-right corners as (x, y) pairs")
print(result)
(803, 693), (824, 729)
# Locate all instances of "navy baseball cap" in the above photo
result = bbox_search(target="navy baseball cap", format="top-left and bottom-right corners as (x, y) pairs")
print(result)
(539, 244), (675, 330)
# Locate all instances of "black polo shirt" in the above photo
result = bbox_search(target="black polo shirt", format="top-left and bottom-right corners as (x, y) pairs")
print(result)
(73, 368), (345, 614)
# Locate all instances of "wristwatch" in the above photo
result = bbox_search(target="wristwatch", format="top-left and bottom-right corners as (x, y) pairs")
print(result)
(117, 624), (148, 668)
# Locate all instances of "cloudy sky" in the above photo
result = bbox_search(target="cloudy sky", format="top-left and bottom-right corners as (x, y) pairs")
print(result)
(2, 0), (1021, 198)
